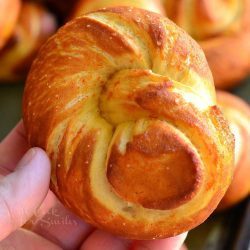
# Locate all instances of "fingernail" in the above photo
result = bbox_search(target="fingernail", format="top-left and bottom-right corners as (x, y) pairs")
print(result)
(17, 148), (37, 169)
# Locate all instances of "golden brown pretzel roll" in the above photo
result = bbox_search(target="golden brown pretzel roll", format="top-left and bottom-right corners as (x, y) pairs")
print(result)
(0, 0), (20, 49)
(216, 91), (250, 210)
(71, 0), (165, 18)
(0, 2), (57, 82)
(163, 0), (250, 89)
(23, 7), (234, 239)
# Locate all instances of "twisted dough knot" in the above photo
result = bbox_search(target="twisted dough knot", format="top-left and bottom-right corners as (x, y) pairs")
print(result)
(23, 7), (234, 239)
(165, 0), (246, 40)
(0, 2), (57, 82)
(164, 0), (250, 89)
(216, 91), (250, 210)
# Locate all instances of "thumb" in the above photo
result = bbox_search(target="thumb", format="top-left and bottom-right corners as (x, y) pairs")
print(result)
(0, 148), (51, 241)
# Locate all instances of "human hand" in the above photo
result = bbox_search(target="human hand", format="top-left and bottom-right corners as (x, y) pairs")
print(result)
(0, 121), (187, 250)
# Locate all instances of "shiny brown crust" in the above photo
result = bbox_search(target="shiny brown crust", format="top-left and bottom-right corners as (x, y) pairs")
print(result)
(164, 0), (250, 89)
(23, 7), (234, 239)
(0, 0), (20, 49)
(70, 0), (165, 18)
(216, 91), (250, 210)
(0, 2), (57, 82)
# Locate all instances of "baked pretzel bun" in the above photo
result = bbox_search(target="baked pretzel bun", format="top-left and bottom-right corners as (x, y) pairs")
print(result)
(0, 0), (20, 49)
(164, 0), (250, 89)
(217, 91), (250, 210)
(71, 0), (165, 18)
(0, 2), (57, 82)
(23, 7), (234, 239)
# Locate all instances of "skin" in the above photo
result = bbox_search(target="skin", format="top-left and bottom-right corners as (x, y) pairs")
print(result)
(0, 121), (187, 250)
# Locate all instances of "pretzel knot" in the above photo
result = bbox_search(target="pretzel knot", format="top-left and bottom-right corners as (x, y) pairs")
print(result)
(165, 0), (245, 40)
(164, 0), (250, 88)
(23, 7), (234, 239)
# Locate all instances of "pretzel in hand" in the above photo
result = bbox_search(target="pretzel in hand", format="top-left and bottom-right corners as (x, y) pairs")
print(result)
(23, 7), (234, 239)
